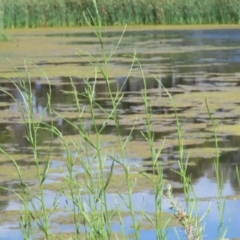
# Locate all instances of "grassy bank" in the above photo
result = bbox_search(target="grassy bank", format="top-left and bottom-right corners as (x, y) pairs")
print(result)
(2, 0), (240, 28)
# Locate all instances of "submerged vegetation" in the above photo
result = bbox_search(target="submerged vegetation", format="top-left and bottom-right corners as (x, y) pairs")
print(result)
(2, 0), (240, 28)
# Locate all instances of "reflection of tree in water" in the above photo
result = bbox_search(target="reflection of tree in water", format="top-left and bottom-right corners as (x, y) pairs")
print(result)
(0, 182), (14, 212)
(19, 75), (182, 115)
(2, 76), (240, 198)
(143, 145), (240, 196)
(0, 189), (8, 211)
(220, 150), (240, 194)
(3, 122), (57, 153)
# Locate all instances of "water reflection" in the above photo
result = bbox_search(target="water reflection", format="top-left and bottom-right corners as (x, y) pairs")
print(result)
(1, 74), (240, 191)
(1, 27), (240, 239)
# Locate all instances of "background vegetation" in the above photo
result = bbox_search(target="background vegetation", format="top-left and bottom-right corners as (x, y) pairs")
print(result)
(0, 0), (7, 40)
(2, 0), (240, 28)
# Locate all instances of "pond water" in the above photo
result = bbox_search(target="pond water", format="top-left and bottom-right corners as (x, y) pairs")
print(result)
(1, 26), (240, 239)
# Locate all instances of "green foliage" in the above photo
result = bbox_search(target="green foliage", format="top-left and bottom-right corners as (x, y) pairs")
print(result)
(0, 0), (7, 40)
(216, 0), (240, 23)
(2, 0), (240, 28)
(0, 0), (3, 33)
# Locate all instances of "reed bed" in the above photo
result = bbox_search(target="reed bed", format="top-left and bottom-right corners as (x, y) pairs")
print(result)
(0, 0), (7, 40)
(2, 0), (240, 28)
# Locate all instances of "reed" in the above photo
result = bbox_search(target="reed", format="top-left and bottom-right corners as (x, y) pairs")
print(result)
(0, 0), (7, 40)
(2, 0), (240, 28)
(206, 100), (228, 239)
(0, 0), (3, 36)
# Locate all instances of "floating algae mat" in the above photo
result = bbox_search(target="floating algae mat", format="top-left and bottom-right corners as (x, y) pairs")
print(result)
(1, 26), (240, 239)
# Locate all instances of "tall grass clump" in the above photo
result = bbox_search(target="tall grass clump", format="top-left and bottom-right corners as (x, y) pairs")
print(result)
(217, 0), (240, 23)
(0, 0), (7, 40)
(65, 0), (92, 26)
(2, 0), (240, 28)
(160, 0), (216, 24)
(156, 84), (211, 240)
(0, 0), (3, 37)
(206, 100), (228, 239)
(2, 0), (28, 28)
(0, 60), (56, 239)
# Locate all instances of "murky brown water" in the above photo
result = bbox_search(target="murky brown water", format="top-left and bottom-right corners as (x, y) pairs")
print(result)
(1, 25), (240, 239)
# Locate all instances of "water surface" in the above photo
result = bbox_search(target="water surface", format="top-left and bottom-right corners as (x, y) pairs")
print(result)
(1, 26), (240, 239)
